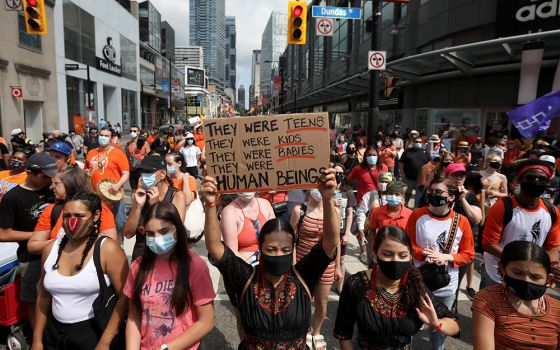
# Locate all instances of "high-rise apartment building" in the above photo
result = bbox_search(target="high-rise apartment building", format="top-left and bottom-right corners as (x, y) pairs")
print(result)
(161, 21), (175, 62)
(225, 16), (237, 94)
(138, 1), (161, 52)
(175, 46), (204, 73)
(189, 0), (226, 92)
(237, 85), (246, 110)
(250, 50), (261, 107)
(260, 12), (287, 101)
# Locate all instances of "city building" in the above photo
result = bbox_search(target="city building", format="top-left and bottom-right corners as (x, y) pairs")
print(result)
(189, 0), (226, 93)
(281, 0), (560, 139)
(161, 21), (175, 62)
(225, 16), (237, 96)
(0, 0), (59, 143)
(260, 11), (287, 108)
(237, 85), (246, 111)
(54, 0), (141, 133)
(175, 46), (204, 72)
(132, 1), (184, 128)
(250, 49), (261, 108)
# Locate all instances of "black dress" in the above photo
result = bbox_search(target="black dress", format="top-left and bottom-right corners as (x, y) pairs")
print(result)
(334, 270), (458, 350)
(212, 244), (335, 350)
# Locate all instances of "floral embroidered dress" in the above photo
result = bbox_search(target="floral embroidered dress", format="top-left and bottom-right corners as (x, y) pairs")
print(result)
(212, 243), (335, 349)
(333, 270), (458, 349)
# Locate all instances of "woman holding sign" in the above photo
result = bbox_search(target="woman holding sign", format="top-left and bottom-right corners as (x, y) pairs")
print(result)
(201, 169), (339, 350)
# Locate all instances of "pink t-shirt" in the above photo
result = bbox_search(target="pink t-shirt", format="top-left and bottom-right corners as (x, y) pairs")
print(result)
(124, 252), (216, 350)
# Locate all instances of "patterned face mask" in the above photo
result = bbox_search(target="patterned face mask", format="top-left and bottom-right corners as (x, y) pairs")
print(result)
(63, 217), (94, 240)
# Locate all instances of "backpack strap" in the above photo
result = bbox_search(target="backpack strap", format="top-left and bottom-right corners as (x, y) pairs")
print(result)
(93, 236), (111, 293)
(239, 266), (257, 305)
(50, 202), (64, 230)
(163, 186), (177, 204)
(502, 197), (514, 229)
(542, 199), (557, 225)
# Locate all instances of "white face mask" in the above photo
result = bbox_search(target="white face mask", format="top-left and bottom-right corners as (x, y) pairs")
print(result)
(379, 182), (388, 192)
(130, 132), (138, 139)
(309, 189), (322, 202)
(238, 192), (256, 201)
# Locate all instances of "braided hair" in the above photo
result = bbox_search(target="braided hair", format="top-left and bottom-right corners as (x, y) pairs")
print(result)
(51, 192), (102, 271)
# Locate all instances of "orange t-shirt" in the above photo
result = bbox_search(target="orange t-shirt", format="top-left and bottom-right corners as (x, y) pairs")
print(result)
(86, 146), (130, 192)
(379, 145), (397, 168)
(147, 135), (156, 144)
(194, 131), (205, 151)
(0, 170), (28, 198)
(369, 204), (412, 232)
(172, 175), (198, 199)
(35, 201), (116, 239)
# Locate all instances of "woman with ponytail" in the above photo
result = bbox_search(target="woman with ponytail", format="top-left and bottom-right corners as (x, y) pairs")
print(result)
(32, 192), (129, 350)
(124, 154), (186, 259)
(166, 151), (198, 206)
(334, 226), (460, 349)
(201, 169), (339, 350)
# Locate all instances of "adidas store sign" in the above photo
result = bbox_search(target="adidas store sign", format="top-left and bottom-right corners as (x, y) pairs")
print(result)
(516, 0), (560, 22)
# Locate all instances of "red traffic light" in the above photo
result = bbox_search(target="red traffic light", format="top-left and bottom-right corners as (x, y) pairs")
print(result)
(292, 5), (303, 17)
(27, 0), (38, 5)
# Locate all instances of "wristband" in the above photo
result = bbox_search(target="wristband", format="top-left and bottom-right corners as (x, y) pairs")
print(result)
(104, 330), (119, 335)
(432, 321), (444, 334)
(205, 194), (220, 208)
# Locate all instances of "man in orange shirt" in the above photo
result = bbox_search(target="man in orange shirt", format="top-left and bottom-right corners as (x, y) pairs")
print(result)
(0, 149), (29, 199)
(368, 181), (412, 262)
(415, 153), (440, 207)
(86, 128), (129, 236)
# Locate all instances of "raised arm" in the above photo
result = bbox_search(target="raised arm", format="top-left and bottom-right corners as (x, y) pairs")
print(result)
(201, 176), (226, 262)
(319, 168), (340, 258)
(123, 188), (147, 239)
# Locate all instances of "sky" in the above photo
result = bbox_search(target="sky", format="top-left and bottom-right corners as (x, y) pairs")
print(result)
(149, 0), (290, 108)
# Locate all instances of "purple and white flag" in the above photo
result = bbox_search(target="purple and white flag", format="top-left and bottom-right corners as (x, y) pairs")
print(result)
(508, 89), (560, 138)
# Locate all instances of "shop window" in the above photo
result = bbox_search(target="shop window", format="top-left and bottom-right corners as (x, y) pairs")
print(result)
(121, 35), (137, 81)
(485, 111), (509, 138)
(18, 13), (41, 51)
(63, 1), (95, 66)
(121, 89), (137, 130)
(433, 109), (481, 141)
(415, 109), (430, 135)
(332, 19), (349, 61)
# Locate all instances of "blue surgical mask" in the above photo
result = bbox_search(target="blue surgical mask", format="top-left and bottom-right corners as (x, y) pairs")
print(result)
(146, 232), (177, 255)
(415, 143), (423, 149)
(366, 156), (378, 165)
(141, 172), (158, 189)
(166, 165), (176, 175)
(187, 139), (194, 145)
(98, 135), (110, 146)
(385, 194), (403, 206)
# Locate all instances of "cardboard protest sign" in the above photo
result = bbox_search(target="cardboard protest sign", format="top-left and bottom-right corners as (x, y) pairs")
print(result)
(205, 113), (330, 193)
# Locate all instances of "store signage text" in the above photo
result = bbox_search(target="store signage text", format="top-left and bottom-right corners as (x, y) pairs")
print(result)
(515, 0), (560, 22)
(96, 57), (122, 76)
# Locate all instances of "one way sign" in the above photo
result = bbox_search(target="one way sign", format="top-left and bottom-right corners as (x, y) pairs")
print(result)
(316, 18), (334, 37)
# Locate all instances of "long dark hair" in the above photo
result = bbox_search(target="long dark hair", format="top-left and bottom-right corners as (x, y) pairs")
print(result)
(333, 163), (351, 192)
(257, 218), (295, 249)
(360, 146), (382, 169)
(500, 241), (551, 274)
(52, 192), (101, 271)
(373, 226), (426, 310)
(167, 152), (188, 173)
(59, 166), (92, 199)
(132, 202), (192, 315)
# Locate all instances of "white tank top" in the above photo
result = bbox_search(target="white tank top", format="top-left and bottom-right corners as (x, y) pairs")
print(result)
(43, 236), (111, 324)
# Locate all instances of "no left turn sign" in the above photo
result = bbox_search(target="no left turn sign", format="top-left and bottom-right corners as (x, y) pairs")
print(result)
(368, 51), (386, 70)
(316, 18), (334, 37)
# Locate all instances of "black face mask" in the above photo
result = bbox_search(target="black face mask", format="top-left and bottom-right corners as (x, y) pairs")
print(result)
(336, 174), (345, 184)
(442, 162), (452, 168)
(347, 149), (356, 155)
(260, 253), (293, 276)
(521, 181), (549, 198)
(377, 259), (411, 281)
(427, 193), (449, 207)
(504, 275), (547, 301)
(489, 161), (501, 169)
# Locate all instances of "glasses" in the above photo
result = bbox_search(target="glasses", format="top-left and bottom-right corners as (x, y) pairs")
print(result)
(427, 189), (448, 196)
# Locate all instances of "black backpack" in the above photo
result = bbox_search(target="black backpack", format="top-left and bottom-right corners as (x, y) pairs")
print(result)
(50, 202), (64, 229)
(502, 196), (557, 228)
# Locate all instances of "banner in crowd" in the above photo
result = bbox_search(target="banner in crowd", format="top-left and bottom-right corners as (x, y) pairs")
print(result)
(205, 113), (330, 193)
(508, 89), (560, 138)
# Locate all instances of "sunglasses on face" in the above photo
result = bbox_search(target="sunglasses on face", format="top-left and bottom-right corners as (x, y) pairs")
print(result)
(427, 189), (448, 196)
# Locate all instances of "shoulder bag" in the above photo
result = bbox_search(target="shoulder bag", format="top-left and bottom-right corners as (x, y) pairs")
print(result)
(419, 212), (459, 291)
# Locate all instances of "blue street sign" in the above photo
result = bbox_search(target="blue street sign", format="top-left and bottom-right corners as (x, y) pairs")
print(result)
(311, 6), (362, 20)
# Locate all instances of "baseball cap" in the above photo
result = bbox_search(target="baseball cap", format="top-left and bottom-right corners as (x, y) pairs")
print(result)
(539, 155), (555, 166)
(27, 152), (58, 177)
(138, 155), (166, 172)
(378, 172), (394, 182)
(11, 128), (23, 136)
(445, 163), (467, 175)
(186, 132), (194, 139)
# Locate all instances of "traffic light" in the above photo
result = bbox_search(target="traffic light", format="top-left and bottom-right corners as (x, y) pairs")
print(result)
(23, 0), (48, 35)
(288, 1), (307, 45)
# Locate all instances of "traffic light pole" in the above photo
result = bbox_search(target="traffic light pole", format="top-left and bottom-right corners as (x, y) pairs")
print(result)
(367, 0), (382, 146)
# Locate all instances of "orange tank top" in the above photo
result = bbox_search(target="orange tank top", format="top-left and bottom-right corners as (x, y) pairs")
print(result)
(237, 200), (267, 253)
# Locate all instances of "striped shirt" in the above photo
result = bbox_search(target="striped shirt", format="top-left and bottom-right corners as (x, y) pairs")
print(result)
(472, 284), (560, 350)
(296, 215), (335, 285)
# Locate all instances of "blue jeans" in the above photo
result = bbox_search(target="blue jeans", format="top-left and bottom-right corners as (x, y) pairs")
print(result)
(112, 200), (126, 245)
(429, 294), (455, 350)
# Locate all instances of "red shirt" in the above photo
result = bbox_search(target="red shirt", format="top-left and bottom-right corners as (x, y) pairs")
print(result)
(348, 164), (389, 204)
(369, 204), (412, 232)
